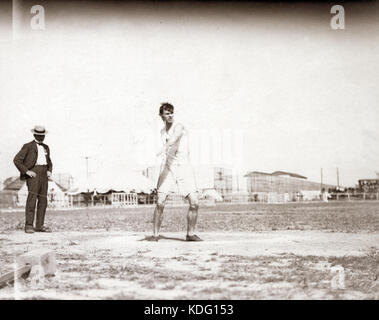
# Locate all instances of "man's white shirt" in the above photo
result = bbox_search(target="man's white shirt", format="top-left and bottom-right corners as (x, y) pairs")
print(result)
(35, 141), (47, 165)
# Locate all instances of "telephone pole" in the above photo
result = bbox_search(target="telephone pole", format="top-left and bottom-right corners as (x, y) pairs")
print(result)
(320, 167), (323, 190)
(85, 157), (89, 182)
(83, 156), (92, 185)
(336, 167), (340, 189)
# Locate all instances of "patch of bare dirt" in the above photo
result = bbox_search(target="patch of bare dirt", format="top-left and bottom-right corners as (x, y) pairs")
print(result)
(0, 230), (378, 299)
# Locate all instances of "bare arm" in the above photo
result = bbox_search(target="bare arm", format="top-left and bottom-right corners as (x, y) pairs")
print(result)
(166, 123), (184, 148)
(157, 124), (184, 157)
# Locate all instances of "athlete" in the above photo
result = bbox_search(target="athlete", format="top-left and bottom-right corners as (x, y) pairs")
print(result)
(147, 103), (202, 242)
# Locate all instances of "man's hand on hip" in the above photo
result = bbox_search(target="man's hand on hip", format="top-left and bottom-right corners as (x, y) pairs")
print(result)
(26, 170), (37, 178)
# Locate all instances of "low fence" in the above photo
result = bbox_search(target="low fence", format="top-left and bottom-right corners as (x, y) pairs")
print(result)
(328, 193), (379, 201)
(111, 193), (138, 207)
(48, 194), (74, 208)
(0, 193), (74, 209)
(223, 193), (250, 203)
(245, 192), (379, 203)
(2, 191), (378, 211)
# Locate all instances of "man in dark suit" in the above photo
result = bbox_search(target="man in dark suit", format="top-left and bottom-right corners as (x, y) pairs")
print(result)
(14, 125), (53, 233)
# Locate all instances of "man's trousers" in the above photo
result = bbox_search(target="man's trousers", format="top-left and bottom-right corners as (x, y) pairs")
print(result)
(25, 165), (48, 229)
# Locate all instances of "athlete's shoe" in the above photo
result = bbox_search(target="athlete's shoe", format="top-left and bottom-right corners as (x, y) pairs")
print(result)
(146, 235), (160, 242)
(25, 226), (35, 234)
(186, 234), (203, 242)
(34, 226), (52, 233)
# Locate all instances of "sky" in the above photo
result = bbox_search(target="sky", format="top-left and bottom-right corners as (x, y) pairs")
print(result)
(0, 0), (378, 187)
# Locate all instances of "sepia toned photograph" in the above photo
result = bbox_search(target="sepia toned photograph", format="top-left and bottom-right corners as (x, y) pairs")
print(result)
(0, 0), (378, 303)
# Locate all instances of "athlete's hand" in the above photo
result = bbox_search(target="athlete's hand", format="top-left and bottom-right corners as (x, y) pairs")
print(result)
(26, 170), (37, 178)
(156, 148), (165, 157)
(47, 171), (52, 179)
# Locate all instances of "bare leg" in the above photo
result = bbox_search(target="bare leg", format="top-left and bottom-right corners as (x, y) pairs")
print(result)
(186, 192), (199, 236)
(153, 192), (168, 237)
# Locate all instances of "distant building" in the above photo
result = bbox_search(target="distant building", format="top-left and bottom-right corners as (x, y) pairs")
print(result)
(2, 176), (68, 208)
(52, 173), (74, 191)
(244, 170), (336, 194)
(0, 190), (17, 208)
(3, 177), (24, 191)
(358, 179), (379, 193)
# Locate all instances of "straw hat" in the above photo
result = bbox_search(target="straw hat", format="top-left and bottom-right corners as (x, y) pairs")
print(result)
(31, 125), (48, 135)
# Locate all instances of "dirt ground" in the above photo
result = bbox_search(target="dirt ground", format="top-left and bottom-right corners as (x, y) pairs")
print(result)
(0, 229), (378, 300)
(1, 202), (378, 299)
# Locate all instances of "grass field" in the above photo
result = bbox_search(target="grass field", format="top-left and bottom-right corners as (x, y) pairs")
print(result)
(0, 202), (378, 299)
(1, 201), (378, 233)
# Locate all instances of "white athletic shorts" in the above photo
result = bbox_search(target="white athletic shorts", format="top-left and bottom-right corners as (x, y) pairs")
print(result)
(157, 163), (198, 197)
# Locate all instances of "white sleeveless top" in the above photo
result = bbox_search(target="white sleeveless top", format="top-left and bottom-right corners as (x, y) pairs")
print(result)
(161, 122), (190, 165)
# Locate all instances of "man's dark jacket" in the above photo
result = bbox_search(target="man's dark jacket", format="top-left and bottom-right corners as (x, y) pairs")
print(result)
(13, 141), (53, 180)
